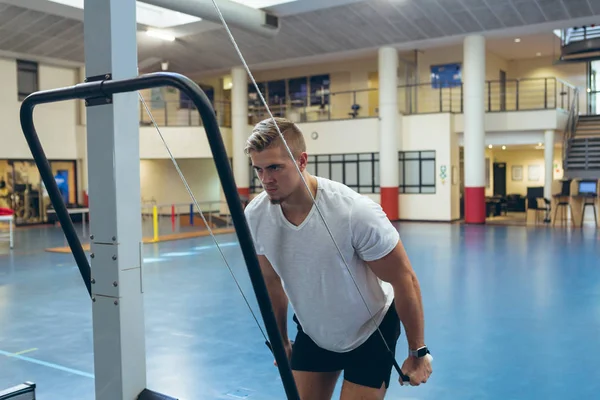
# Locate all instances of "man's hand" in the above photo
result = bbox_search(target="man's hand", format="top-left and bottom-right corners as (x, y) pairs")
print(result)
(399, 355), (432, 386)
(273, 339), (293, 367)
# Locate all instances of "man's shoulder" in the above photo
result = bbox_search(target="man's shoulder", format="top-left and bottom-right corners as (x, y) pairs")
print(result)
(317, 177), (362, 203)
(244, 191), (269, 219)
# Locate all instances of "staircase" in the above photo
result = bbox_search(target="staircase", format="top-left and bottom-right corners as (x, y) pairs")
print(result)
(558, 25), (600, 62)
(564, 115), (600, 180)
(572, 115), (600, 137)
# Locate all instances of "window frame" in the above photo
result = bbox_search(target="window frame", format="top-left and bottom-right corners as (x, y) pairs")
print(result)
(249, 152), (379, 194)
(398, 150), (437, 194)
(17, 60), (39, 101)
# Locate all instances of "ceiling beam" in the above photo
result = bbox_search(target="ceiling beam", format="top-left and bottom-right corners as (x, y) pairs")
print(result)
(139, 0), (280, 38)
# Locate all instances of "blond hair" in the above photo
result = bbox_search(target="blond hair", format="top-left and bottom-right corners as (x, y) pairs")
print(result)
(245, 117), (306, 159)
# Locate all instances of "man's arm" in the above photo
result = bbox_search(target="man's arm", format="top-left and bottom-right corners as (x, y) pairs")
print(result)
(366, 240), (425, 351)
(258, 254), (290, 344)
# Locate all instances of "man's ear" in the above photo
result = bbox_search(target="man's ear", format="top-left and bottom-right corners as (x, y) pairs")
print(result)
(298, 152), (308, 171)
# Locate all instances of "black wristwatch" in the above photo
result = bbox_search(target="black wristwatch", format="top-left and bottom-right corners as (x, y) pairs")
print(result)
(409, 346), (430, 358)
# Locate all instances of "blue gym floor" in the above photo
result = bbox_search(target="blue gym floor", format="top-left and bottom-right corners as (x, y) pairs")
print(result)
(1, 222), (599, 399)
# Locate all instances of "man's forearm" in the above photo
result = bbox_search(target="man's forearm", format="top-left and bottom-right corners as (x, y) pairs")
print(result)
(267, 280), (290, 343)
(393, 271), (425, 351)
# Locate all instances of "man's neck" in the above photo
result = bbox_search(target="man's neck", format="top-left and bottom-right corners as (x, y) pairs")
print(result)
(280, 174), (317, 217)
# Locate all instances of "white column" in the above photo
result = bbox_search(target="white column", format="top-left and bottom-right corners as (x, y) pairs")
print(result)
(232, 66), (249, 200)
(463, 35), (486, 224)
(84, 0), (146, 399)
(378, 46), (399, 220)
(544, 130), (555, 199)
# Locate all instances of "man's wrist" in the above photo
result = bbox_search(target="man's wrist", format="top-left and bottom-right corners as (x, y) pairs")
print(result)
(408, 345), (430, 358)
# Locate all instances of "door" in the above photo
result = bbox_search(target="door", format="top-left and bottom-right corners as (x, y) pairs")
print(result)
(493, 162), (507, 197)
(499, 70), (507, 111)
(368, 72), (379, 117)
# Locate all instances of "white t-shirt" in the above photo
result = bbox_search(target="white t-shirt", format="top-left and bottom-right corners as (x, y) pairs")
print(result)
(244, 176), (400, 353)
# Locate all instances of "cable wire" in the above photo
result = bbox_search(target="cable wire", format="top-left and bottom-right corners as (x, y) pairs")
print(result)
(138, 92), (269, 345)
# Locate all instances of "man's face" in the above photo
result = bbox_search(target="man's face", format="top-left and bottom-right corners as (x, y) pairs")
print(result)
(250, 144), (306, 204)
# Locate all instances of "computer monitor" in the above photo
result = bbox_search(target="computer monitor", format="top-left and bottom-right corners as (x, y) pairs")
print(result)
(578, 180), (598, 196)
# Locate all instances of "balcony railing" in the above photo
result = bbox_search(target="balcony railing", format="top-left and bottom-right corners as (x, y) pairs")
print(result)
(139, 99), (231, 128)
(398, 77), (579, 114)
(135, 77), (579, 127)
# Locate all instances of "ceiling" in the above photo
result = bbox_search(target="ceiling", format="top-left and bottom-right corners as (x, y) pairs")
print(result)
(0, 0), (599, 77)
(485, 32), (561, 60)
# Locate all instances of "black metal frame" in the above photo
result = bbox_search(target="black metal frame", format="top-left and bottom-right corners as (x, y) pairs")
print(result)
(249, 152), (380, 194)
(398, 151), (436, 194)
(0, 381), (36, 400)
(18, 72), (300, 400)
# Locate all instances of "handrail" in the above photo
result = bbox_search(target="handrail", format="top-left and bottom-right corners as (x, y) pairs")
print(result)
(562, 87), (580, 170)
(18, 71), (301, 400)
(135, 76), (580, 125)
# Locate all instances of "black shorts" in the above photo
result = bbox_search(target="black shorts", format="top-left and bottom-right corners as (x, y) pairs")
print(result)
(290, 301), (401, 389)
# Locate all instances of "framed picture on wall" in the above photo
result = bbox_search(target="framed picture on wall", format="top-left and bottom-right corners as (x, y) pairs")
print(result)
(512, 165), (523, 181)
(528, 164), (541, 181)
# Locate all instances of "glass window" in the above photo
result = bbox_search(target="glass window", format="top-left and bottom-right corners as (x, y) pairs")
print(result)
(331, 163), (343, 183)
(288, 77), (308, 105)
(398, 151), (436, 194)
(345, 162), (358, 186)
(267, 80), (285, 105)
(310, 75), (330, 106)
(249, 152), (378, 194)
(17, 60), (38, 101)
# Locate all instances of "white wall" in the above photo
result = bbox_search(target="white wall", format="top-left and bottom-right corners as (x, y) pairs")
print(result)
(400, 113), (459, 221)
(298, 118), (379, 154)
(453, 109), (569, 134)
(0, 58), (79, 159)
(140, 158), (221, 212)
(139, 126), (233, 159)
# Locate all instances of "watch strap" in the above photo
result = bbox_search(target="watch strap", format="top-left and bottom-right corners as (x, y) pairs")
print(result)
(409, 346), (430, 358)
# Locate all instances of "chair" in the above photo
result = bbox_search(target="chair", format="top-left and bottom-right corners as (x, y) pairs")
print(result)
(581, 197), (598, 227)
(553, 200), (572, 227)
(526, 187), (548, 224)
(552, 179), (572, 227)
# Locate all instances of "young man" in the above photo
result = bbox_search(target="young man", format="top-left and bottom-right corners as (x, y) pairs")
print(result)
(243, 117), (432, 400)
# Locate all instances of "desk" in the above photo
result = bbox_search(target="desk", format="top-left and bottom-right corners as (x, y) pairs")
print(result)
(569, 196), (598, 228)
(0, 215), (14, 249)
(46, 208), (89, 234)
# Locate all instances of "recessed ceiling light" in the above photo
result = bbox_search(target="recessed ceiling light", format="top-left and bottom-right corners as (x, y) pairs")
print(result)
(514, 38), (521, 43)
(502, 146), (507, 150)
(488, 144), (493, 149)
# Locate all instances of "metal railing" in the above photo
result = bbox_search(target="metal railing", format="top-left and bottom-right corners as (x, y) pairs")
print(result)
(246, 77), (579, 123)
(247, 88), (379, 124)
(139, 99), (231, 128)
(562, 87), (581, 170)
(134, 77), (579, 128)
(558, 26), (600, 46)
(397, 77), (578, 115)
(140, 200), (233, 240)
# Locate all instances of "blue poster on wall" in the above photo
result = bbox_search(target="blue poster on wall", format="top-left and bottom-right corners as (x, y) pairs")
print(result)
(55, 170), (69, 204)
(431, 63), (462, 89)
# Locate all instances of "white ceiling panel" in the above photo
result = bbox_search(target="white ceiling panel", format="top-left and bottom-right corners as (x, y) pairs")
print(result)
(0, 0), (599, 76)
